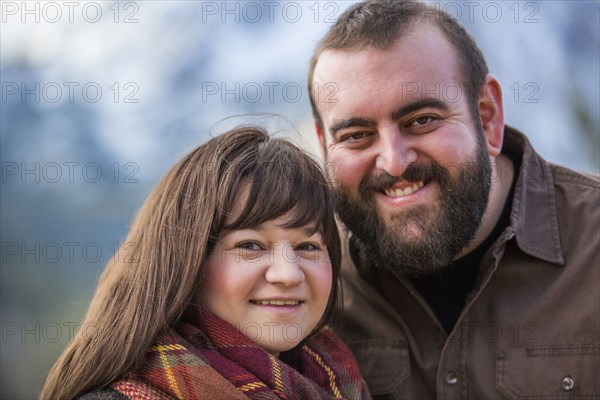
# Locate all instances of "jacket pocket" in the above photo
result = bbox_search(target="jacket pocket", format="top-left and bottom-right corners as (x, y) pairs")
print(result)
(496, 346), (600, 399)
(346, 338), (410, 397)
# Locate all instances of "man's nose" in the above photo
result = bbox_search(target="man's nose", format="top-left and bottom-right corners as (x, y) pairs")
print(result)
(375, 126), (417, 177)
(265, 251), (305, 287)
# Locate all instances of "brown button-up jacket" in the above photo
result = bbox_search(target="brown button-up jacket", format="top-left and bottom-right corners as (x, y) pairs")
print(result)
(333, 127), (600, 399)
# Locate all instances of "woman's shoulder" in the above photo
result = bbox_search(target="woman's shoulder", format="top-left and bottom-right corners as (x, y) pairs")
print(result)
(78, 387), (129, 400)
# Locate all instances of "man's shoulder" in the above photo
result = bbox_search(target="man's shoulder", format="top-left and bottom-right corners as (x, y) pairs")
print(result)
(548, 163), (600, 216)
(505, 125), (599, 192)
(550, 163), (600, 190)
(544, 163), (600, 260)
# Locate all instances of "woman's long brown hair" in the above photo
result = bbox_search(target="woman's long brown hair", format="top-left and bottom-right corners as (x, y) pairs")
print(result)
(40, 127), (341, 400)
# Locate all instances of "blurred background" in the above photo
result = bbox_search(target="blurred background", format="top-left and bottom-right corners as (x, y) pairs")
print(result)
(1, 1), (598, 398)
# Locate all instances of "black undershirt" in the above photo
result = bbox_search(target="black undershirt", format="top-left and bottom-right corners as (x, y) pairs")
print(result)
(407, 157), (517, 334)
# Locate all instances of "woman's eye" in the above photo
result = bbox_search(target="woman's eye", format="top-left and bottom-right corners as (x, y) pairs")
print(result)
(295, 242), (324, 262)
(235, 241), (264, 260)
(296, 242), (321, 251)
(237, 242), (263, 251)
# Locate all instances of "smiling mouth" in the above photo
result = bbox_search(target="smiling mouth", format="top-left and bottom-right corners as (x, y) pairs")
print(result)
(382, 181), (425, 198)
(250, 300), (303, 306)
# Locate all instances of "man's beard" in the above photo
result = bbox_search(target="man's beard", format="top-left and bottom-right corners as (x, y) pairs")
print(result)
(334, 135), (492, 276)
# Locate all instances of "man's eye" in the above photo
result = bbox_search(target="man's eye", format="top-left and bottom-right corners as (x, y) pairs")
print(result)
(341, 132), (369, 142)
(412, 116), (434, 126)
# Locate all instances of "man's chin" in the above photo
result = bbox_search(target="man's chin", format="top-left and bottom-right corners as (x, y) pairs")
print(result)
(385, 225), (426, 245)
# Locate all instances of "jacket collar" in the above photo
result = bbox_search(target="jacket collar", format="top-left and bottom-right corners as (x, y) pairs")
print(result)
(503, 126), (565, 265)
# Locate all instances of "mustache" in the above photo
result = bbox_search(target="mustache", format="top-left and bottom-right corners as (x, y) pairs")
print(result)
(359, 160), (449, 195)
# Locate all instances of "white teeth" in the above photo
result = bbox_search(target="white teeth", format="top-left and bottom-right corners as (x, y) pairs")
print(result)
(384, 181), (424, 198)
(252, 300), (300, 306)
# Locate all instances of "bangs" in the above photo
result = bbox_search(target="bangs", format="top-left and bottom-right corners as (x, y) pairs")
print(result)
(222, 140), (330, 234)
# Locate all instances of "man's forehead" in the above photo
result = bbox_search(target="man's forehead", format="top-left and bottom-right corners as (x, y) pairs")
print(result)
(313, 26), (463, 122)
(314, 24), (458, 79)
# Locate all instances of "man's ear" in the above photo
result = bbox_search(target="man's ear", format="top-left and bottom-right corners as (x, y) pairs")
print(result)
(315, 120), (327, 158)
(478, 74), (505, 157)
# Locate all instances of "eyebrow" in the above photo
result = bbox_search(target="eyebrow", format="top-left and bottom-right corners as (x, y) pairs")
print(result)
(328, 98), (449, 138)
(301, 225), (321, 237)
(329, 117), (376, 137)
(280, 223), (321, 237)
(390, 98), (449, 121)
(223, 223), (320, 236)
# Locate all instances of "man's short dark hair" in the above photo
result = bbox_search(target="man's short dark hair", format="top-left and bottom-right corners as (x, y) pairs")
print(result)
(308, 0), (489, 132)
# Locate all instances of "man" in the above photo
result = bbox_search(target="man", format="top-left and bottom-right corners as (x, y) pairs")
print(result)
(308, 1), (600, 399)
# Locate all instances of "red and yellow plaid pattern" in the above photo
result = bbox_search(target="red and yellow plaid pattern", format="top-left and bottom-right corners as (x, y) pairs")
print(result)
(112, 307), (370, 400)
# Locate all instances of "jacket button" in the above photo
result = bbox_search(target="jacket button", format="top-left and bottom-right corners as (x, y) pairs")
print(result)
(446, 373), (458, 385)
(562, 376), (574, 391)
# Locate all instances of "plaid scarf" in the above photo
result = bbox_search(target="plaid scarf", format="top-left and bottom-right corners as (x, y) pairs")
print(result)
(112, 307), (370, 400)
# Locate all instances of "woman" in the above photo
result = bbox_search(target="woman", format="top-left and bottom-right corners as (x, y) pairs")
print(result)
(41, 127), (370, 400)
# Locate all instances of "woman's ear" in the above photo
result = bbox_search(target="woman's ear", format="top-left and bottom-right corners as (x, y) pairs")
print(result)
(478, 74), (505, 157)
